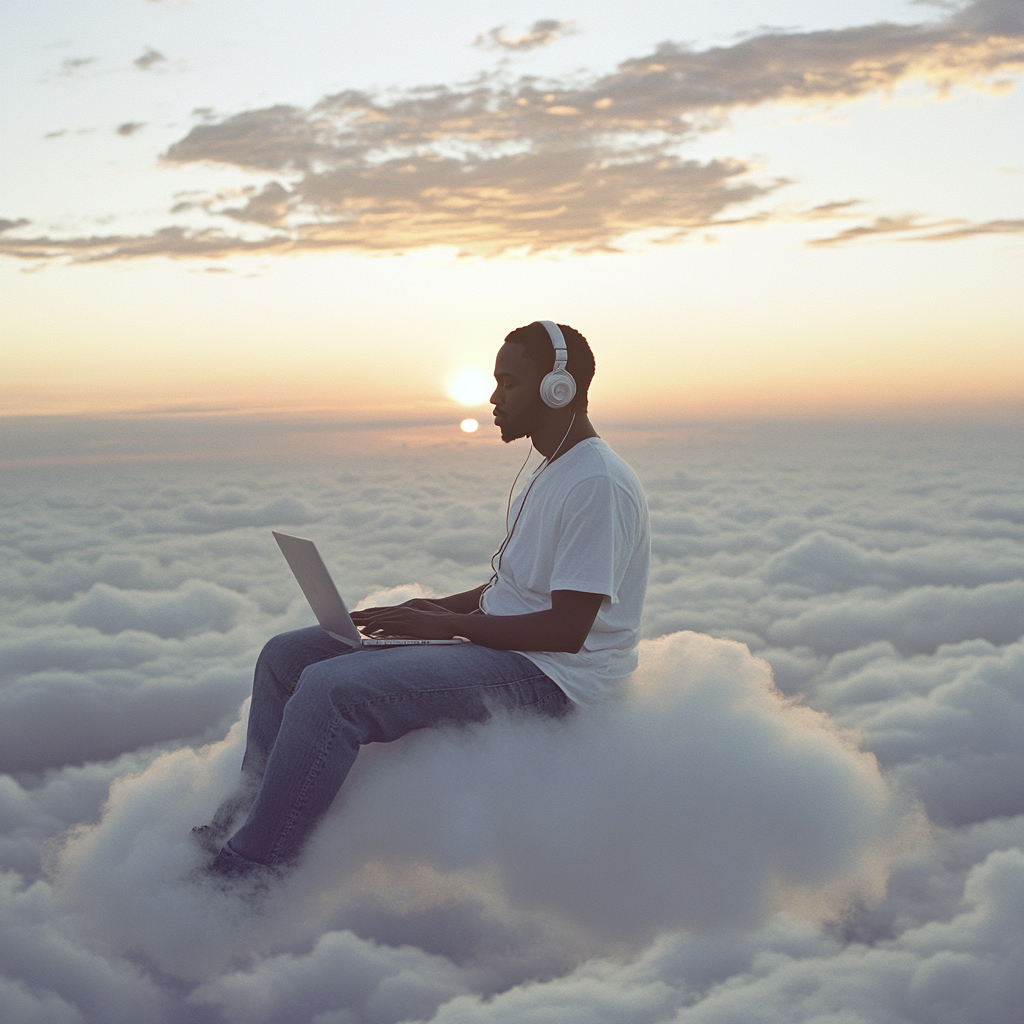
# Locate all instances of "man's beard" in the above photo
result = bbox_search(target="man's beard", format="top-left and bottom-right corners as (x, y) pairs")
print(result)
(497, 401), (545, 444)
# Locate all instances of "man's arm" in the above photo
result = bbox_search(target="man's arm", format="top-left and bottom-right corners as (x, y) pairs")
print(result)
(351, 589), (605, 653)
(419, 585), (488, 614)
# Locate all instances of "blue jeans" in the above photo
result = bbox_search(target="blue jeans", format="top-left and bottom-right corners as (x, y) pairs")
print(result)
(214, 626), (571, 871)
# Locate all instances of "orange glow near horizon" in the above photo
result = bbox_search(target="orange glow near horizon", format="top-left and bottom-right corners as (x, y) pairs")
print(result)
(2, 360), (1021, 423)
(2, 314), (1022, 422)
(1, 197), (1022, 424)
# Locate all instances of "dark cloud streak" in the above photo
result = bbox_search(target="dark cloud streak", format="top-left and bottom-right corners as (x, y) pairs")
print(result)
(134, 47), (166, 71)
(59, 56), (98, 75)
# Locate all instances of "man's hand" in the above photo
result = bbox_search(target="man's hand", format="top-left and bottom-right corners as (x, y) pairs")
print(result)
(351, 589), (604, 652)
(352, 601), (459, 639)
(352, 597), (446, 619)
(353, 585), (489, 626)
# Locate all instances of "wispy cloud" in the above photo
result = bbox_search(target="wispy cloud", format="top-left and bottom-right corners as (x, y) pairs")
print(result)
(59, 55), (98, 75)
(808, 214), (1024, 246)
(474, 18), (576, 52)
(0, 226), (292, 263)
(907, 217), (1024, 241)
(2, 0), (1020, 263)
(134, 46), (166, 71)
(116, 121), (147, 137)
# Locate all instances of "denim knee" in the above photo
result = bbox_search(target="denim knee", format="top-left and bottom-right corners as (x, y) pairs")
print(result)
(257, 628), (306, 670)
(290, 659), (346, 715)
(254, 627), (328, 698)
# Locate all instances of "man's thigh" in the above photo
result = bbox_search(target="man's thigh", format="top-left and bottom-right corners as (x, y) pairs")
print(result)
(298, 643), (571, 745)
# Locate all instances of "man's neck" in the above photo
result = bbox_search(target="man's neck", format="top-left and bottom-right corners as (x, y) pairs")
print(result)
(531, 411), (599, 461)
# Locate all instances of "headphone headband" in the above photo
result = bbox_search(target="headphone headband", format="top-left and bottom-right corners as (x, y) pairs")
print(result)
(538, 320), (568, 371)
(536, 320), (576, 409)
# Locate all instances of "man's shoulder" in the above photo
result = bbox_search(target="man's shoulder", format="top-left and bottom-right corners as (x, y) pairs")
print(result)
(576, 438), (643, 484)
(559, 439), (647, 507)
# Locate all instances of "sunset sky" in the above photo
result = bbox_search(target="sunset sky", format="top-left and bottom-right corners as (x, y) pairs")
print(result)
(2, 0), (1022, 422)
(2, 6), (1024, 1020)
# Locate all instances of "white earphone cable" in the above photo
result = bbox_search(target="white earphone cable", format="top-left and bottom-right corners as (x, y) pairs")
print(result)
(481, 412), (576, 604)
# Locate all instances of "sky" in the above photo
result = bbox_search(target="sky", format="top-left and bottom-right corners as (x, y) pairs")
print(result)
(0, 418), (1021, 1022)
(1, 0), (1023, 422)
(1, 6), (1023, 1020)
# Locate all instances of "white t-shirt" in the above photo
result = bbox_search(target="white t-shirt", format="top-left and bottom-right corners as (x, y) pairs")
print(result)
(479, 437), (650, 705)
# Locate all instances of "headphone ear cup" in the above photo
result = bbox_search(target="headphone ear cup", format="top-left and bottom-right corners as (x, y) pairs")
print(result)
(540, 368), (577, 409)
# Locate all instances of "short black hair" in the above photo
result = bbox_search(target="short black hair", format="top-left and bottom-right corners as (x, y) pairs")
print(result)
(504, 322), (595, 411)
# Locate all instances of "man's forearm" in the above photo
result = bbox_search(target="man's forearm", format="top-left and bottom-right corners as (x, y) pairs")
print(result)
(439, 609), (570, 651)
(429, 585), (487, 614)
(439, 600), (602, 653)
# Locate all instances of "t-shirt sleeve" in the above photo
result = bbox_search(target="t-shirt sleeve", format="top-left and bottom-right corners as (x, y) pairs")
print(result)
(548, 475), (638, 603)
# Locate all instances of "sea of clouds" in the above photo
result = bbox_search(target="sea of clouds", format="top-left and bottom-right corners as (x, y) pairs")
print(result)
(1, 417), (1021, 1023)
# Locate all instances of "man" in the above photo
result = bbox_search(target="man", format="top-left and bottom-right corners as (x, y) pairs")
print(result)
(199, 322), (650, 876)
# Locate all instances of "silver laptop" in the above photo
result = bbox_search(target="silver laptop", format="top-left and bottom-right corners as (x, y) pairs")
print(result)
(273, 532), (468, 647)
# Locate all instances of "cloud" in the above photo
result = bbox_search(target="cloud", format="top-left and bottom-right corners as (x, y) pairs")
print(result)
(318, 845), (1020, 1024)
(970, 496), (1024, 525)
(950, 0), (1024, 35)
(307, 632), (911, 940)
(59, 56), (97, 75)
(133, 47), (165, 71)
(115, 122), (146, 137)
(64, 580), (246, 637)
(808, 215), (1024, 246)
(0, 226), (292, 263)
(0, 156), (771, 263)
(765, 580), (1024, 655)
(0, 624), (255, 771)
(474, 19), (575, 52)
(910, 218), (1024, 242)
(41, 631), (911, 993)
(759, 530), (1024, 592)
(190, 927), (470, 1023)
(813, 638), (1024, 826)
(176, 494), (312, 532)
(0, 417), (1021, 1021)
(3, 0), (1020, 263)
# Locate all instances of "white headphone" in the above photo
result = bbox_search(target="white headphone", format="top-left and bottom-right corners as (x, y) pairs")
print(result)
(537, 321), (577, 409)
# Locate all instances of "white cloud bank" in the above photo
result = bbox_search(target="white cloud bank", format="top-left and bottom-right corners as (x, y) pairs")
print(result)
(0, 417), (1021, 1022)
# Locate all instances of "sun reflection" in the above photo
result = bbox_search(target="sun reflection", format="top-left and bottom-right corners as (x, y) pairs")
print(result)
(448, 367), (492, 406)
(459, 418), (479, 433)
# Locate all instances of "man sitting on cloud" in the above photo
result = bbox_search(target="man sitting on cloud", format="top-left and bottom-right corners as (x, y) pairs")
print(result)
(194, 321), (651, 876)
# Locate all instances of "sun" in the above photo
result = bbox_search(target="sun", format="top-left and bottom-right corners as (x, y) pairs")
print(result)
(447, 367), (492, 406)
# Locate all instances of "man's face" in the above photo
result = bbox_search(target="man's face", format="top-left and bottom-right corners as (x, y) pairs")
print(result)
(491, 342), (546, 444)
